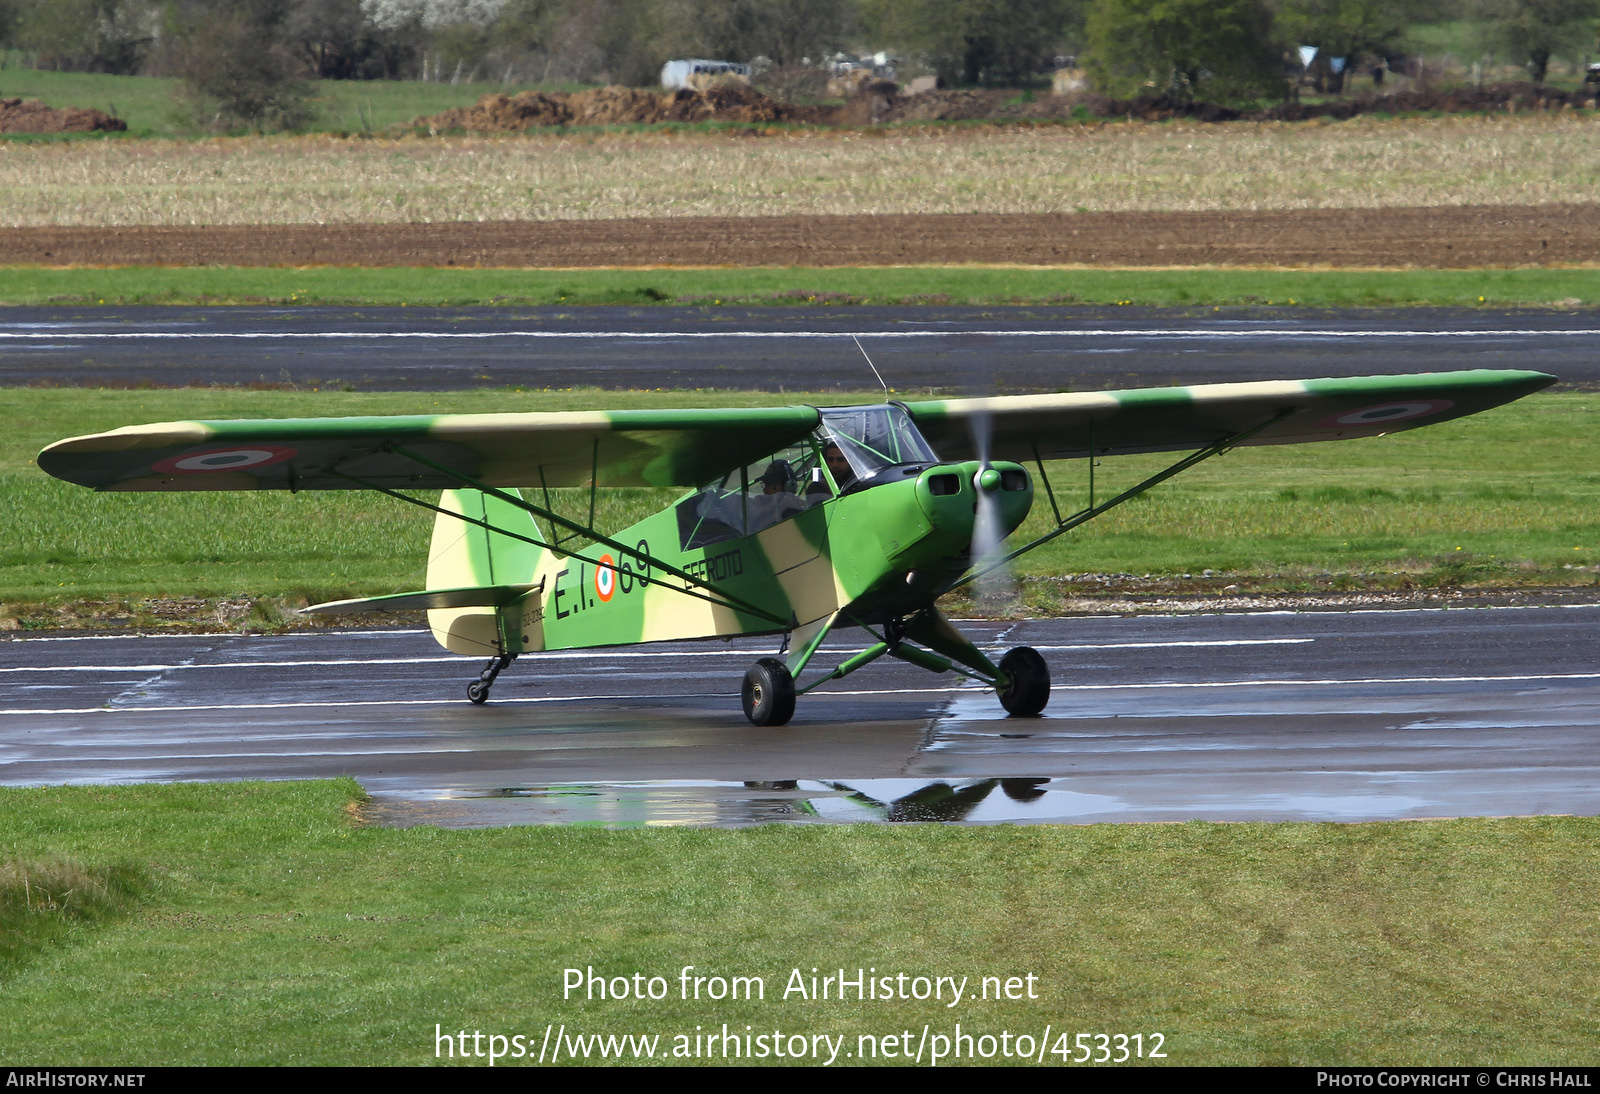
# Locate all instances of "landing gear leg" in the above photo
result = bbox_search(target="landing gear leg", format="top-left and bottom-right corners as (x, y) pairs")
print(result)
(467, 653), (514, 705)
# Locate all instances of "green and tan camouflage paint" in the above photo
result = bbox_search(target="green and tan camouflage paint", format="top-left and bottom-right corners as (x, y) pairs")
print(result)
(38, 371), (1555, 495)
(425, 456), (1032, 659)
(34, 369), (1559, 670)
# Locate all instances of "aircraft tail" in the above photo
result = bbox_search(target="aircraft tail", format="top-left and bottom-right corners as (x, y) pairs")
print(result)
(426, 488), (547, 656)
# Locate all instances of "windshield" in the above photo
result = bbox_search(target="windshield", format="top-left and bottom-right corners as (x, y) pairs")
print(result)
(818, 404), (938, 485)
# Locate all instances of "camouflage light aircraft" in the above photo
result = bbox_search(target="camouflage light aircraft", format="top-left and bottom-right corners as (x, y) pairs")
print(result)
(39, 368), (1552, 725)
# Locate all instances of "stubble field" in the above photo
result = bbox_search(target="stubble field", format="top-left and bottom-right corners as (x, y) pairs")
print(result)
(0, 114), (1596, 227)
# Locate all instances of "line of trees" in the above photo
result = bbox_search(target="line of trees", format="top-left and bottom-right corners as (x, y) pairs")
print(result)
(0, 0), (1595, 123)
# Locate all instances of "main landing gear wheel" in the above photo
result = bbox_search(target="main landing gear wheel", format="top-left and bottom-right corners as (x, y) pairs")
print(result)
(742, 657), (796, 726)
(997, 646), (1050, 717)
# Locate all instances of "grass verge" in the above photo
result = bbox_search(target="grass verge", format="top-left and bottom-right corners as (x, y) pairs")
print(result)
(0, 857), (145, 969)
(5, 264), (1600, 309)
(2, 387), (1596, 626)
(0, 67), (538, 138)
(0, 780), (1596, 1065)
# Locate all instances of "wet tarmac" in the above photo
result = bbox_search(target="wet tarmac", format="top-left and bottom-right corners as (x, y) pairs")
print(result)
(3, 607), (1598, 827)
(3, 305), (1599, 391)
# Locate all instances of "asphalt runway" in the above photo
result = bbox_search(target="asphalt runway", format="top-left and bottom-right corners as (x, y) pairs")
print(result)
(3, 606), (1597, 827)
(2, 305), (1597, 391)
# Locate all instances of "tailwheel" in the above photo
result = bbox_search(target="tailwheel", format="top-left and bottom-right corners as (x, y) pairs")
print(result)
(996, 646), (1050, 717)
(467, 653), (513, 706)
(742, 657), (796, 726)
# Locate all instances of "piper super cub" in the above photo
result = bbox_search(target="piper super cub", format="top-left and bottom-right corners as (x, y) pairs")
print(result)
(38, 368), (1553, 725)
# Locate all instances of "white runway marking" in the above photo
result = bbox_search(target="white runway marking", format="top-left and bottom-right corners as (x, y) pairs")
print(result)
(4, 672), (1595, 717)
(0, 629), (430, 642)
(1049, 671), (1600, 691)
(1028, 638), (1313, 651)
(0, 328), (1592, 342)
(0, 686), (941, 716)
(1, 603), (1591, 651)
(0, 638), (1312, 675)
(0, 656), (465, 673)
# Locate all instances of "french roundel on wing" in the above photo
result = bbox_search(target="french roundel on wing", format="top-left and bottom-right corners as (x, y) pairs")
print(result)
(1316, 399), (1455, 430)
(152, 445), (298, 474)
(595, 553), (616, 602)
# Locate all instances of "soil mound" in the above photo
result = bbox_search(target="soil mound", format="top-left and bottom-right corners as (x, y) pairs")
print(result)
(422, 90), (572, 131)
(568, 85), (668, 125)
(416, 83), (788, 132)
(417, 78), (1600, 133)
(660, 82), (782, 123)
(0, 97), (126, 134)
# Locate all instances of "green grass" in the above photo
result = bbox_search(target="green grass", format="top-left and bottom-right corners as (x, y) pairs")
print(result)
(1, 387), (1596, 621)
(0, 780), (1596, 1065)
(0, 857), (145, 968)
(1006, 389), (1600, 587)
(0, 65), (558, 138)
(0, 62), (182, 137)
(4, 265), (1600, 310)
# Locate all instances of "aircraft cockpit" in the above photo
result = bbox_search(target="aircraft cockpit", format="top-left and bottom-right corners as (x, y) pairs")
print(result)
(676, 404), (939, 551)
(816, 404), (939, 492)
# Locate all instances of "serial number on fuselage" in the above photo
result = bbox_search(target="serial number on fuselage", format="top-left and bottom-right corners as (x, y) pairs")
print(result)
(548, 544), (742, 620)
(550, 539), (655, 619)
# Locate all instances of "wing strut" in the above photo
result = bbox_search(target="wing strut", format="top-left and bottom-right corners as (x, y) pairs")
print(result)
(946, 408), (1296, 593)
(342, 444), (791, 628)
(322, 470), (776, 622)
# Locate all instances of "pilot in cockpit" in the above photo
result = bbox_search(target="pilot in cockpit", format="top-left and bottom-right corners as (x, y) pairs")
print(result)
(748, 459), (807, 530)
(810, 441), (856, 496)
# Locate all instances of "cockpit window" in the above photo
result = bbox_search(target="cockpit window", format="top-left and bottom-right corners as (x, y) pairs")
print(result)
(818, 404), (938, 486)
(674, 406), (939, 551)
(676, 438), (829, 551)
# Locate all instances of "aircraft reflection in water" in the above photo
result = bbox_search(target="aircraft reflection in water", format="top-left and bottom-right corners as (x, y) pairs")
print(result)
(813, 778), (1053, 822)
(377, 779), (1075, 827)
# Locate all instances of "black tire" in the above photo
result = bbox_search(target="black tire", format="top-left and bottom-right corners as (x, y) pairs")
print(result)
(997, 646), (1050, 717)
(742, 658), (796, 726)
(467, 681), (489, 705)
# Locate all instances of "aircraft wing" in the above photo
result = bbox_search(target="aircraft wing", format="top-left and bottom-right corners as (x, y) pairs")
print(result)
(903, 370), (1557, 462)
(36, 406), (823, 491)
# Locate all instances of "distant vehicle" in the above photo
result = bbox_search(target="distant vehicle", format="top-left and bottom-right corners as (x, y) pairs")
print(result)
(1585, 63), (1600, 91)
(660, 59), (751, 91)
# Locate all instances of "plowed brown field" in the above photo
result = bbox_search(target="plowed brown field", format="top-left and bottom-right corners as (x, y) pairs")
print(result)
(1, 205), (1593, 268)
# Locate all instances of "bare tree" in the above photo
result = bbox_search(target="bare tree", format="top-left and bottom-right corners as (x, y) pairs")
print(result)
(12, 0), (156, 73)
(172, 10), (315, 130)
(1476, 0), (1600, 83)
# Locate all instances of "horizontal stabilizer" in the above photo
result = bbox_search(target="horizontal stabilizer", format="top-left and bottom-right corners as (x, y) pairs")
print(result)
(301, 583), (542, 615)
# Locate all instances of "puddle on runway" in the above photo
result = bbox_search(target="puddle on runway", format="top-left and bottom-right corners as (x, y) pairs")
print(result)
(364, 777), (1129, 829)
